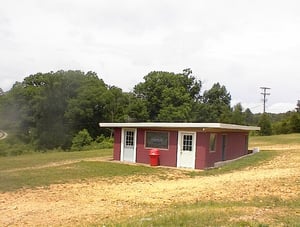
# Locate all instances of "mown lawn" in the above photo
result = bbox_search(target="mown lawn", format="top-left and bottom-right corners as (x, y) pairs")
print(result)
(0, 145), (280, 192)
(0, 161), (165, 191)
(0, 149), (112, 171)
(115, 197), (300, 227)
(249, 133), (300, 147)
(0, 134), (291, 192)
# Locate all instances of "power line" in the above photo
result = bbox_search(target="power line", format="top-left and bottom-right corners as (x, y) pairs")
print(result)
(260, 87), (271, 113)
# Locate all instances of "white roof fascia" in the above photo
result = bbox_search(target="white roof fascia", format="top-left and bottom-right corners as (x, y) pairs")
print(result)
(99, 122), (260, 131)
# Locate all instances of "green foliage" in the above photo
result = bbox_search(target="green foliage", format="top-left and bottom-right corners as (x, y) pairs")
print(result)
(289, 112), (300, 132)
(71, 129), (93, 151)
(131, 69), (201, 122)
(230, 103), (246, 124)
(0, 70), (129, 150)
(258, 113), (272, 136)
(270, 112), (300, 135)
(196, 83), (232, 123)
(127, 93), (149, 121)
(2, 67), (299, 152)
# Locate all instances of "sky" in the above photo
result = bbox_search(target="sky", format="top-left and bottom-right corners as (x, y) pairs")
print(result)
(1, 0), (299, 113)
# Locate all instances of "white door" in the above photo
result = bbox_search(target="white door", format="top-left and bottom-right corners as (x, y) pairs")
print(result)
(177, 131), (196, 168)
(121, 128), (136, 162)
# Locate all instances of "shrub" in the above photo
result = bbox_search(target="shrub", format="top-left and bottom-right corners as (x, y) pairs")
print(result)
(71, 129), (93, 151)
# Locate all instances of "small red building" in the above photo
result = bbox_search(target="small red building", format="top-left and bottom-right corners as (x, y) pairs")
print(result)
(99, 123), (260, 169)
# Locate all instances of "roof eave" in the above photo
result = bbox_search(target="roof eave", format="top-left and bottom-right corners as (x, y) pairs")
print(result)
(99, 122), (260, 131)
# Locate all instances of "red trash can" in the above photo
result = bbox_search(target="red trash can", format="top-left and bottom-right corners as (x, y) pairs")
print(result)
(149, 149), (160, 166)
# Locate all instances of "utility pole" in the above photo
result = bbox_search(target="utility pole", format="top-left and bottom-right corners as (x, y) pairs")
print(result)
(260, 87), (271, 113)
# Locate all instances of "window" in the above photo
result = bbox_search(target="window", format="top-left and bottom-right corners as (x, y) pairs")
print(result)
(125, 131), (134, 147)
(209, 133), (217, 152)
(145, 131), (169, 149)
(183, 134), (193, 151)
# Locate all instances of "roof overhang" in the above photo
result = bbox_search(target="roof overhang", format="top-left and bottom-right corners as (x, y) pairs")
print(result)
(99, 122), (260, 132)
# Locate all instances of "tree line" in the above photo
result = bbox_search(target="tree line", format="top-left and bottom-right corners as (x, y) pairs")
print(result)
(0, 69), (299, 151)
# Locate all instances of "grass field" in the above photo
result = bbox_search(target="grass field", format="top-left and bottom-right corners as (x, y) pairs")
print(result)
(0, 134), (299, 226)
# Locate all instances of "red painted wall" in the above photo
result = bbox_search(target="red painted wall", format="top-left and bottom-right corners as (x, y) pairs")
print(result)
(113, 128), (121, 160)
(195, 132), (209, 169)
(226, 133), (249, 160)
(204, 132), (249, 168)
(112, 127), (249, 169)
(136, 129), (178, 167)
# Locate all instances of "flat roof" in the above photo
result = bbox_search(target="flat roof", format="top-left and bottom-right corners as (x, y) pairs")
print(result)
(99, 122), (260, 131)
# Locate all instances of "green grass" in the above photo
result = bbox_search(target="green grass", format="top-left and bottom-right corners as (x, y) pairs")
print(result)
(114, 197), (300, 227)
(249, 133), (300, 147)
(187, 149), (279, 177)
(110, 134), (300, 227)
(0, 134), (299, 226)
(0, 149), (111, 171)
(0, 161), (163, 192)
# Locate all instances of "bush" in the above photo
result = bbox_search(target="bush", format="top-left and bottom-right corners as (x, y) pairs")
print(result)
(71, 129), (93, 151)
(83, 137), (114, 150)
(258, 113), (272, 136)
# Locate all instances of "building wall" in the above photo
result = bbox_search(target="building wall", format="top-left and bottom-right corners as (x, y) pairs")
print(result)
(205, 132), (249, 168)
(136, 128), (178, 167)
(113, 127), (121, 160)
(195, 132), (209, 169)
(112, 127), (249, 169)
(226, 133), (249, 160)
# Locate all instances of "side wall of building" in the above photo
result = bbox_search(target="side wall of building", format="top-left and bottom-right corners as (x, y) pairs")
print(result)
(205, 132), (249, 168)
(226, 132), (249, 159)
(195, 132), (209, 169)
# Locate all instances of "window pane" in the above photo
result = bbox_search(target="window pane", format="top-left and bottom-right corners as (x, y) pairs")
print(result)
(183, 134), (193, 151)
(209, 133), (216, 151)
(145, 131), (169, 149)
(125, 131), (134, 147)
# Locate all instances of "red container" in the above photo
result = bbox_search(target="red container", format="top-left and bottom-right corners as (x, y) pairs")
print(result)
(149, 149), (160, 166)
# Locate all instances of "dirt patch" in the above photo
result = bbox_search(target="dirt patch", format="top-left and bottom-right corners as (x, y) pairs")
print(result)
(0, 145), (299, 226)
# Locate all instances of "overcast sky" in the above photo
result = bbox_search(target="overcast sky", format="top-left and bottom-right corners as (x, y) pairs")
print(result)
(1, 0), (299, 113)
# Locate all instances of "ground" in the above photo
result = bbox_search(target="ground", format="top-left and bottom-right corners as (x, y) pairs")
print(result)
(0, 144), (299, 226)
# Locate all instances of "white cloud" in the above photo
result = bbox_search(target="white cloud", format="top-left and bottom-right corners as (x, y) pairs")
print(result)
(0, 0), (300, 114)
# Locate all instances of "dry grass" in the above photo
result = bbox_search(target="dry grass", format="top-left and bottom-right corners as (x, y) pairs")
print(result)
(0, 136), (299, 226)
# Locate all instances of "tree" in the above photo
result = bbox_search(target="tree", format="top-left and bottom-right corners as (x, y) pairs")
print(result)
(196, 83), (231, 122)
(127, 93), (149, 122)
(230, 103), (245, 125)
(258, 113), (272, 136)
(103, 86), (129, 122)
(131, 69), (201, 122)
(244, 108), (255, 125)
(1, 70), (116, 150)
(289, 112), (300, 133)
(64, 71), (109, 139)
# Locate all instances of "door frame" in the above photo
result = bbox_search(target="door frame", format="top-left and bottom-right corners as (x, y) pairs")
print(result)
(177, 131), (196, 168)
(221, 134), (227, 161)
(120, 128), (137, 162)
